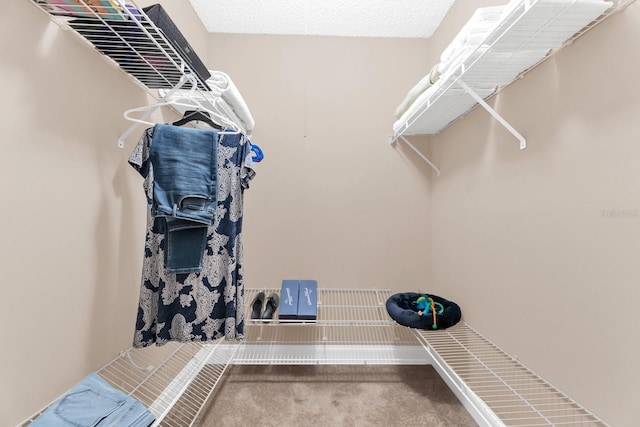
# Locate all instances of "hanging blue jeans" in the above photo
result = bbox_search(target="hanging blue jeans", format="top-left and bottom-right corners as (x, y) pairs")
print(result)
(31, 372), (155, 427)
(163, 217), (208, 273)
(150, 124), (218, 224)
(150, 124), (218, 273)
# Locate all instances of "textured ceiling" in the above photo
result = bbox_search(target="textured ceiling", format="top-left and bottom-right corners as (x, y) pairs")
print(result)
(189, 0), (456, 39)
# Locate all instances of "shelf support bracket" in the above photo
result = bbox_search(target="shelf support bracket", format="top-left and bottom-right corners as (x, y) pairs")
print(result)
(397, 135), (441, 176)
(457, 79), (526, 150)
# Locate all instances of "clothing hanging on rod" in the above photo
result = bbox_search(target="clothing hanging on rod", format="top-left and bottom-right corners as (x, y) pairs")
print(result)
(123, 96), (239, 134)
(156, 69), (256, 136)
(149, 124), (219, 274)
(125, 75), (262, 334)
(118, 73), (244, 148)
(121, 73), (266, 163)
(129, 125), (256, 346)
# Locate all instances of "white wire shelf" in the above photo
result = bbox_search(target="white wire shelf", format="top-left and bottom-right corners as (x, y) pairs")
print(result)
(239, 288), (428, 364)
(414, 322), (609, 427)
(19, 289), (427, 426)
(19, 341), (237, 427)
(232, 343), (429, 366)
(244, 287), (397, 326)
(392, 0), (615, 151)
(30, 0), (211, 91)
(19, 289), (611, 427)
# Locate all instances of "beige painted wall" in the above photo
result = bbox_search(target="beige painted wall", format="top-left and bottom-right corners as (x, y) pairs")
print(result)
(5, 0), (636, 425)
(217, 1), (639, 425)
(0, 1), (208, 425)
(207, 34), (433, 291)
(206, 6), (640, 424)
(424, 2), (640, 426)
(1, 1), (432, 425)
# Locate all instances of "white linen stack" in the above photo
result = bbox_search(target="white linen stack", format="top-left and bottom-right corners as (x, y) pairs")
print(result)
(438, 6), (505, 67)
(206, 70), (255, 136)
(392, 0), (612, 138)
(392, 5), (506, 131)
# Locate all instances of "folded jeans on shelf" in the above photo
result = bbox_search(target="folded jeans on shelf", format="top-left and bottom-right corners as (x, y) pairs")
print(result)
(30, 372), (155, 427)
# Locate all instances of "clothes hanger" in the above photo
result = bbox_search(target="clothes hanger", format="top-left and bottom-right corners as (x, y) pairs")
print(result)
(251, 144), (264, 162)
(122, 73), (241, 134)
(172, 75), (243, 133)
(123, 96), (241, 134)
(118, 74), (193, 148)
(172, 110), (221, 130)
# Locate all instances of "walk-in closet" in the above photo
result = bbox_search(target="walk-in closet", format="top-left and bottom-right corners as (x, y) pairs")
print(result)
(3, 0), (639, 426)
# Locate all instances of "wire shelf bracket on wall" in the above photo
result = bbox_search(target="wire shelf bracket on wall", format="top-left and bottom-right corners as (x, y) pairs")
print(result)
(457, 79), (526, 150)
(393, 135), (442, 176)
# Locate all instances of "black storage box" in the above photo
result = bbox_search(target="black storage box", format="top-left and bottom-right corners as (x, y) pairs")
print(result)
(142, 4), (211, 84)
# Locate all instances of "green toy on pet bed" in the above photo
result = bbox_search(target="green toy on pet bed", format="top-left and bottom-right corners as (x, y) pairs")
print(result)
(414, 294), (444, 329)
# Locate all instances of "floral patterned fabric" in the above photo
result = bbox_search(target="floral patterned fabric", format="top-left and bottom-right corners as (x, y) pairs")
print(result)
(128, 127), (255, 347)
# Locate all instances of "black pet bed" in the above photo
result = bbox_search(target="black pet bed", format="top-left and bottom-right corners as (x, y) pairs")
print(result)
(385, 292), (461, 330)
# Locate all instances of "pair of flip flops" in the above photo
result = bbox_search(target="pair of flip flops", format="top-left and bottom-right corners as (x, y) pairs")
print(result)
(251, 292), (279, 319)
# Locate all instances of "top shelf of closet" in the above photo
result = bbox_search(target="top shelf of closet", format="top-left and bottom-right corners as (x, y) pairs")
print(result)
(391, 0), (615, 144)
(31, 0), (211, 91)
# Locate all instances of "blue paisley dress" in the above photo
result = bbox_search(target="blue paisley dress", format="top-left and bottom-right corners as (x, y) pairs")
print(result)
(128, 127), (255, 347)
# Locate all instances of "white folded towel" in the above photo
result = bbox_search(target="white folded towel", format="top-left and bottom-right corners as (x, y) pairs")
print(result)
(207, 70), (255, 135)
(214, 97), (244, 133)
(394, 63), (443, 119)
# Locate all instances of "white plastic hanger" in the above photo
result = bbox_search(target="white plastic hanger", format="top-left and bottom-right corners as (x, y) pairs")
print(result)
(123, 97), (238, 130)
(117, 74), (240, 148)
(167, 74), (248, 135)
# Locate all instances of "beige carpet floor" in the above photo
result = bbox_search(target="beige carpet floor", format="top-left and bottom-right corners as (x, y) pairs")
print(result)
(196, 364), (478, 427)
